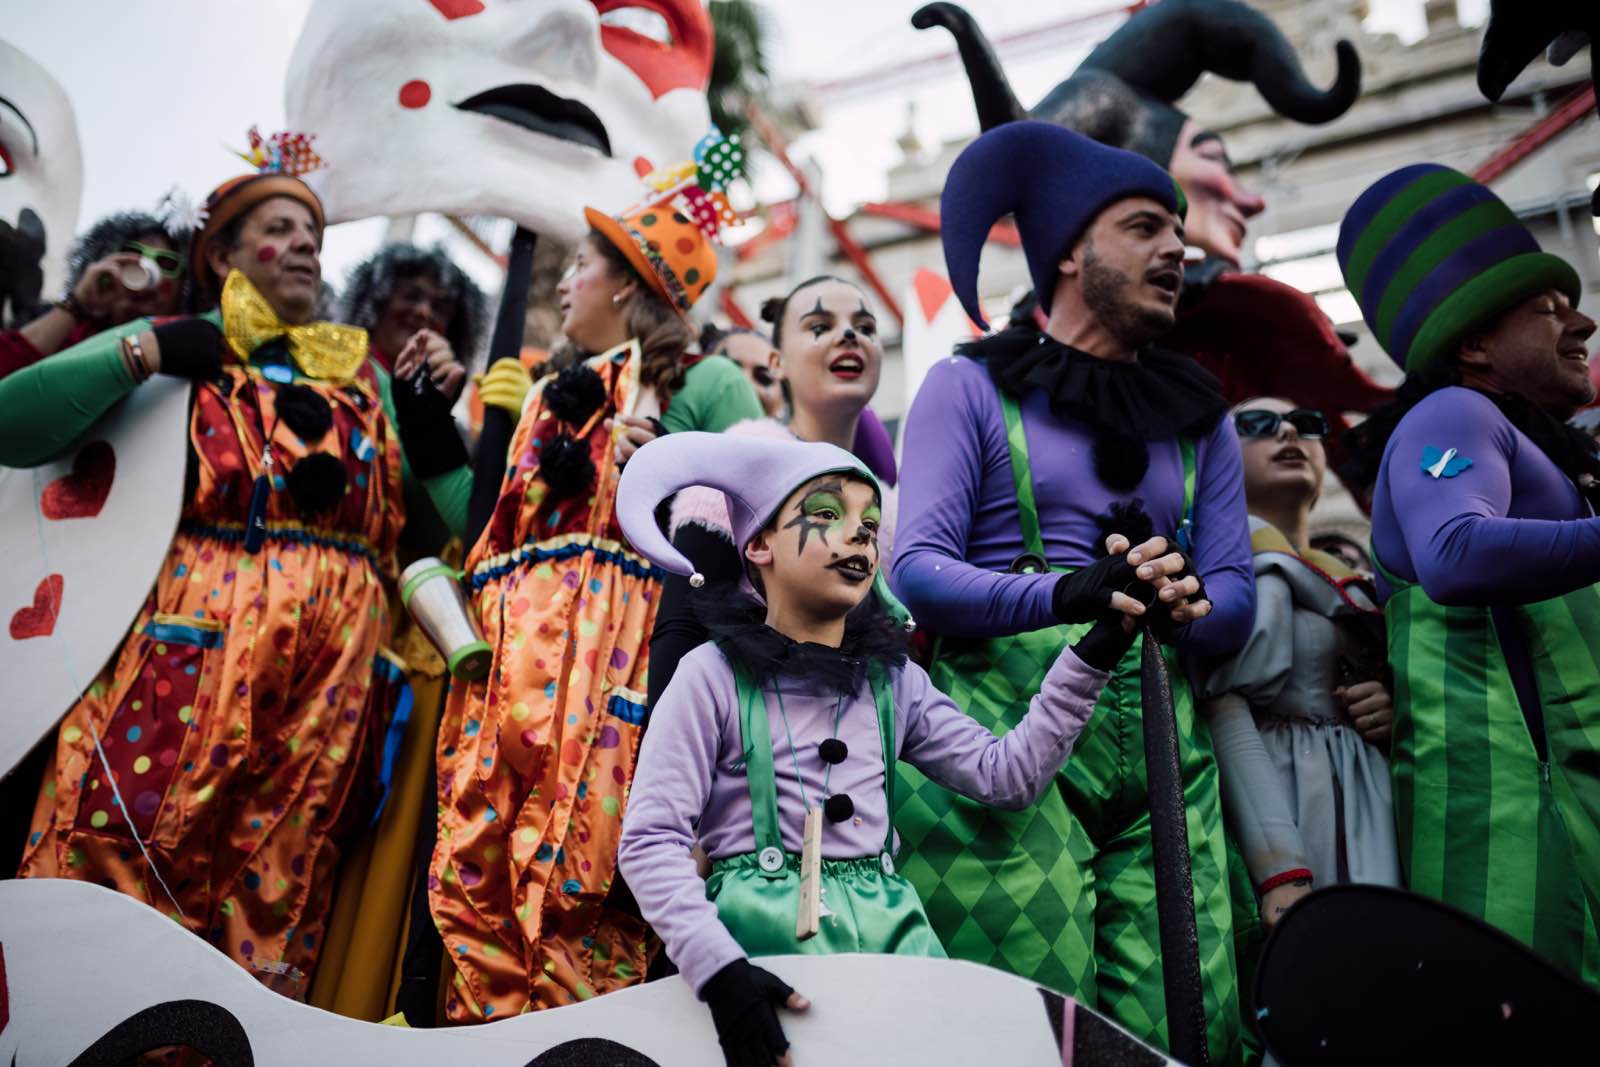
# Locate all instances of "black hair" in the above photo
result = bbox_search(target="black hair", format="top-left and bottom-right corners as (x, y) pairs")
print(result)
(758, 274), (862, 348)
(65, 211), (188, 295)
(339, 242), (489, 366)
(699, 322), (766, 356)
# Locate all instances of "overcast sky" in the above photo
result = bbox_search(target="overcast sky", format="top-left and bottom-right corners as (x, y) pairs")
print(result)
(4, 0), (1476, 292)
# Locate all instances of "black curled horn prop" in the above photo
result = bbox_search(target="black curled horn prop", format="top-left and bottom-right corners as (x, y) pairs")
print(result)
(912, 3), (1026, 131)
(1081, 0), (1360, 125)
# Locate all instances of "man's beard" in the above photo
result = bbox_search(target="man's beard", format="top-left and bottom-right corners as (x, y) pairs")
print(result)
(1081, 242), (1174, 350)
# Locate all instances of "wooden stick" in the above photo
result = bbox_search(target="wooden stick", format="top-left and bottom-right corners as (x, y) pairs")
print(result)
(796, 806), (824, 941)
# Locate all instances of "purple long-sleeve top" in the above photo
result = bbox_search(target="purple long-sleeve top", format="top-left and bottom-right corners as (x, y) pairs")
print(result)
(889, 354), (1254, 656)
(617, 640), (1108, 994)
(1371, 386), (1600, 602)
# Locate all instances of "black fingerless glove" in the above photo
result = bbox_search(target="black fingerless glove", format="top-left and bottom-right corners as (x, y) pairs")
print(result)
(1051, 552), (1145, 624)
(701, 958), (797, 1067)
(1071, 615), (1138, 671)
(391, 369), (469, 479)
(152, 318), (226, 381)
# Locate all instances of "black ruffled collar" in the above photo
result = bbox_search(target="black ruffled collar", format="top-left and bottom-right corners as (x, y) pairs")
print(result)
(965, 324), (1228, 490)
(692, 584), (909, 697)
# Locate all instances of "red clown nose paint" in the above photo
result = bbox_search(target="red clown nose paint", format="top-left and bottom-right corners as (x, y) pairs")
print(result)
(399, 80), (432, 109)
(256, 246), (277, 263)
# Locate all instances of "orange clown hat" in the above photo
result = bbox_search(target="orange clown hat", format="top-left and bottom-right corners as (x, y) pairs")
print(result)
(584, 202), (717, 318)
(190, 174), (325, 297)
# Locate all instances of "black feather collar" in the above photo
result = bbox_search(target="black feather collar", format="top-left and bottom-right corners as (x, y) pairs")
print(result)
(692, 584), (909, 697)
(967, 324), (1228, 491)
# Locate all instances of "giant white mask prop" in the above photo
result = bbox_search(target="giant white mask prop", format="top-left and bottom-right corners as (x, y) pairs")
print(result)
(285, 0), (714, 241)
(0, 40), (83, 317)
(0, 879), (1173, 1065)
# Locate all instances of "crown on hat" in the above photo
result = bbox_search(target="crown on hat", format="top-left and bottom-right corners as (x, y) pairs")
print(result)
(234, 126), (328, 179)
(585, 128), (749, 317)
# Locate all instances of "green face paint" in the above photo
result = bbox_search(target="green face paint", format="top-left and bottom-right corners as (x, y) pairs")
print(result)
(783, 480), (847, 556)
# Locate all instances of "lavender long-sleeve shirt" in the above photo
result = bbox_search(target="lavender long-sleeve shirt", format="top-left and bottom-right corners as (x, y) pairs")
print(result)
(889, 355), (1254, 656)
(617, 640), (1108, 994)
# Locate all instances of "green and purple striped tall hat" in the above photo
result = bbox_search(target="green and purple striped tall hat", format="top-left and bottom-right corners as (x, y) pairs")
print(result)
(1336, 164), (1580, 373)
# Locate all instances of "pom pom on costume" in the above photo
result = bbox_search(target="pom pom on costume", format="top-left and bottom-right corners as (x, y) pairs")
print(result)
(544, 362), (608, 427)
(1336, 164), (1581, 373)
(276, 382), (334, 443)
(285, 452), (348, 516)
(539, 433), (597, 501)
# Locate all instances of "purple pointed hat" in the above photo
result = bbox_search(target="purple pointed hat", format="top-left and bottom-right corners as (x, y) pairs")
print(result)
(616, 432), (878, 583)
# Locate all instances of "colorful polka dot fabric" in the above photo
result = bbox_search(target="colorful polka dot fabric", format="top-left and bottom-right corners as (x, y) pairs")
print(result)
(19, 360), (406, 986)
(429, 344), (661, 1022)
(584, 203), (716, 317)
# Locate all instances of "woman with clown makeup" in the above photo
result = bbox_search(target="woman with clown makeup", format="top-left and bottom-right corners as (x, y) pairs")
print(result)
(391, 184), (762, 1021)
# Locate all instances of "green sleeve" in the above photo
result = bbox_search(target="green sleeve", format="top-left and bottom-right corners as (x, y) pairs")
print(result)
(659, 354), (763, 434)
(370, 362), (471, 544)
(0, 317), (148, 467)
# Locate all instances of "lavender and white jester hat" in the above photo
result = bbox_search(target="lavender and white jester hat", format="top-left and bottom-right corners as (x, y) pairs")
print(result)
(616, 431), (913, 625)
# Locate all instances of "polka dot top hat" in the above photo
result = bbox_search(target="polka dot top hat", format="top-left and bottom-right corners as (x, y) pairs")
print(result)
(584, 128), (749, 318)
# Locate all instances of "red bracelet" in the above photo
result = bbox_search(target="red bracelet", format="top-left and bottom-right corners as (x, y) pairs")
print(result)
(1257, 869), (1313, 895)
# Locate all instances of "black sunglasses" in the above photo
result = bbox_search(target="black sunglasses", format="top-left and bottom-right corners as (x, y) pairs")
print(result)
(1234, 408), (1328, 440)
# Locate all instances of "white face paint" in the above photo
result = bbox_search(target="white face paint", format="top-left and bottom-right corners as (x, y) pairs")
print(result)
(0, 40), (83, 307)
(284, 0), (714, 242)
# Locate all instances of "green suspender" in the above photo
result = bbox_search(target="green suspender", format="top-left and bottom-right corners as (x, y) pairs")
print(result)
(996, 388), (1196, 558)
(727, 650), (898, 876)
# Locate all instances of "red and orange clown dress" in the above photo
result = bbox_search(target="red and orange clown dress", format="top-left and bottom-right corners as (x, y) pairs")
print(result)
(429, 198), (761, 1021)
(8, 267), (421, 984)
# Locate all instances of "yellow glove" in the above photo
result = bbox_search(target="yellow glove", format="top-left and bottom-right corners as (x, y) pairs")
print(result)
(475, 358), (533, 417)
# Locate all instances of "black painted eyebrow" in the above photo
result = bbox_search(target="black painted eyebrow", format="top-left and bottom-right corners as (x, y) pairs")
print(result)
(0, 95), (39, 156)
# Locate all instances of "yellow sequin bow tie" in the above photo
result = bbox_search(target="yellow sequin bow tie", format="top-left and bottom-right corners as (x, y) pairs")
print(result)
(221, 269), (368, 381)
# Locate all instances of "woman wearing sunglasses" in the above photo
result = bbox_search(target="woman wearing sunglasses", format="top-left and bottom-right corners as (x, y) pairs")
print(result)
(0, 210), (187, 380)
(1199, 397), (1400, 934)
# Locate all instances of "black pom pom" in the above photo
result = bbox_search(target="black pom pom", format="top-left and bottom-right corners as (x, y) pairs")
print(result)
(276, 382), (334, 443)
(1092, 426), (1149, 490)
(285, 453), (348, 516)
(823, 793), (855, 823)
(818, 738), (848, 765)
(544, 363), (607, 427)
(539, 433), (596, 500)
(1094, 499), (1155, 555)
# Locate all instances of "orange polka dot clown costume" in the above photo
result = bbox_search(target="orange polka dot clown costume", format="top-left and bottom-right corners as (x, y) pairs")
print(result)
(428, 152), (762, 1021)
(9, 161), (422, 986)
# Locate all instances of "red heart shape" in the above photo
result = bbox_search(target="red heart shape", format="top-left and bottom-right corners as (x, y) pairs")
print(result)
(41, 441), (115, 520)
(10, 574), (63, 640)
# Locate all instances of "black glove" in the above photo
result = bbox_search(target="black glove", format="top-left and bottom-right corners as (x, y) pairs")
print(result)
(1051, 552), (1147, 624)
(701, 958), (800, 1067)
(1071, 615), (1139, 671)
(391, 368), (469, 478)
(152, 318), (226, 380)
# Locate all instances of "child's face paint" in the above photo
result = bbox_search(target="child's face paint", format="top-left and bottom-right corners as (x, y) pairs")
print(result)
(759, 473), (881, 621)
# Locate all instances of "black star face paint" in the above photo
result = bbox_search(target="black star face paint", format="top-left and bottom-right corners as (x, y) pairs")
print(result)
(783, 478), (847, 556)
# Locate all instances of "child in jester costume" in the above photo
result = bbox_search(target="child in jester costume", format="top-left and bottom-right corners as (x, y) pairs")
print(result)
(1337, 165), (1600, 984)
(614, 432), (1187, 1067)
(889, 121), (1253, 1063)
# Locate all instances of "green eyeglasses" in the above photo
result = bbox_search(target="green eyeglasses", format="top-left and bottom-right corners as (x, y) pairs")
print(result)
(1233, 408), (1329, 440)
(120, 239), (185, 278)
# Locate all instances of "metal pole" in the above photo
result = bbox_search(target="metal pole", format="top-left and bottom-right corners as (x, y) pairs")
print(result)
(465, 225), (539, 545)
(1140, 626), (1208, 1065)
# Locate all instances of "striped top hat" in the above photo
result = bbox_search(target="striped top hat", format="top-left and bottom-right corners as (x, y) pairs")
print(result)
(1336, 164), (1580, 373)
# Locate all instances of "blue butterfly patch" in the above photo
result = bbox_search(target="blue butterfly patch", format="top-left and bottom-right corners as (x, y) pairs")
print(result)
(1420, 445), (1473, 479)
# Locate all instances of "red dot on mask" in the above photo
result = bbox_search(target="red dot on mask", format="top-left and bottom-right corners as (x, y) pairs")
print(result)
(633, 156), (654, 178)
(255, 246), (277, 263)
(399, 80), (432, 109)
